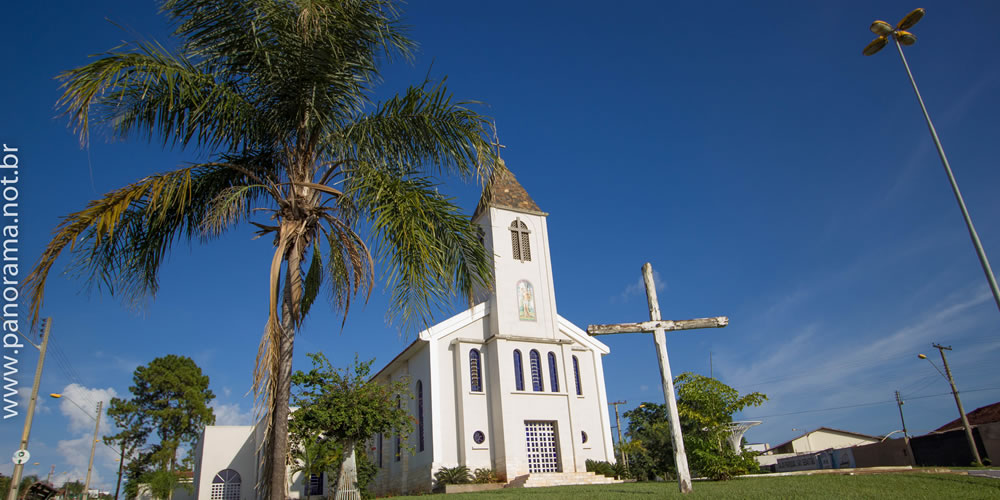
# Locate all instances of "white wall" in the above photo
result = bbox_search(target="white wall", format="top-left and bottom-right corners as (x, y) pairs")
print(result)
(793, 430), (879, 453)
(193, 426), (255, 500)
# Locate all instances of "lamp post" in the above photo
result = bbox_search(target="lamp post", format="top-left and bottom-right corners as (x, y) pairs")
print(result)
(864, 8), (1000, 315)
(918, 346), (981, 465)
(51, 394), (103, 498)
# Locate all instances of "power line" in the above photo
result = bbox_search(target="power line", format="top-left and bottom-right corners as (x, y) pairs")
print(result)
(742, 387), (1000, 420)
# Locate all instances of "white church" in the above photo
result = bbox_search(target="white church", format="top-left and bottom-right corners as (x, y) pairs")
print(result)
(190, 166), (617, 498)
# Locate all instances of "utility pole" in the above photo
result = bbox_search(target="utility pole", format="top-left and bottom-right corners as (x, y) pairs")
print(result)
(83, 401), (103, 500)
(7, 318), (52, 500)
(608, 400), (629, 472)
(46, 465), (55, 485)
(933, 344), (981, 465)
(895, 391), (915, 465)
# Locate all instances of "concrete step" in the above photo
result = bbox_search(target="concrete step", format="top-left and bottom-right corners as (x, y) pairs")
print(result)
(506, 472), (624, 488)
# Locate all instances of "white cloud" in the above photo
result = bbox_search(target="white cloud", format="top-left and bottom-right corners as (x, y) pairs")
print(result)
(17, 387), (50, 414)
(720, 285), (995, 444)
(211, 402), (252, 426)
(616, 270), (667, 302)
(56, 383), (117, 434)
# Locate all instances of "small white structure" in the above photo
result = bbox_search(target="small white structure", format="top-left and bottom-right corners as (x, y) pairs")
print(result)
(756, 427), (880, 469)
(191, 424), (330, 500)
(369, 166), (616, 495)
(189, 166), (617, 497)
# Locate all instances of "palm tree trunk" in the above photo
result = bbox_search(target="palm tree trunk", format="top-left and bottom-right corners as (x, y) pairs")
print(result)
(334, 441), (359, 500)
(269, 231), (305, 500)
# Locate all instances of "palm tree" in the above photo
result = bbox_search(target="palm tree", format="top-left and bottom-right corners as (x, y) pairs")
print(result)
(25, 1), (495, 498)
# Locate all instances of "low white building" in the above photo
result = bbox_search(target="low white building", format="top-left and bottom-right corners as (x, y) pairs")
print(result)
(369, 166), (616, 495)
(756, 427), (880, 469)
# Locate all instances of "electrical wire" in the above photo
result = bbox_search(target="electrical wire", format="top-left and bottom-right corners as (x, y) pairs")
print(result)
(742, 387), (1000, 420)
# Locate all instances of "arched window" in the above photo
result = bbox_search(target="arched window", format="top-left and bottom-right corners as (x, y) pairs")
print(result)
(510, 219), (531, 262)
(548, 352), (559, 392)
(513, 350), (525, 391)
(573, 356), (583, 396)
(417, 380), (425, 452)
(211, 469), (241, 500)
(529, 350), (543, 392)
(395, 395), (401, 462)
(469, 349), (483, 392)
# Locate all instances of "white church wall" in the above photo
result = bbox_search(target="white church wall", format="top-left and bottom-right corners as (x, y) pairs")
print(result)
(486, 208), (559, 342)
(404, 343), (434, 493)
(193, 426), (255, 500)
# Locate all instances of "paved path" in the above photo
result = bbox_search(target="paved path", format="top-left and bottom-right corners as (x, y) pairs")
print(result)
(966, 469), (1000, 479)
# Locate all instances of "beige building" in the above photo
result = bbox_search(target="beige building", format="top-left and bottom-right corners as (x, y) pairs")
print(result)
(369, 167), (616, 495)
(756, 427), (880, 469)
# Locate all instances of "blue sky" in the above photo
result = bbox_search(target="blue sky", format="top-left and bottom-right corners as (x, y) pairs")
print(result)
(3, 0), (1000, 489)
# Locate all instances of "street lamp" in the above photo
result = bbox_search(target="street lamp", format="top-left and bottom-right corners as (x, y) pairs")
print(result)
(51, 394), (103, 499)
(918, 346), (982, 465)
(864, 8), (1000, 315)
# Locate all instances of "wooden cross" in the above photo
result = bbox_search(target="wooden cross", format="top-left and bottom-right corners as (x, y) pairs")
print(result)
(587, 263), (729, 494)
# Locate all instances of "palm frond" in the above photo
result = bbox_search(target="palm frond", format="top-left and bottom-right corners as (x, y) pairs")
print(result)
(23, 163), (263, 326)
(347, 166), (489, 332)
(57, 40), (259, 149)
(321, 216), (374, 327)
(338, 79), (495, 181)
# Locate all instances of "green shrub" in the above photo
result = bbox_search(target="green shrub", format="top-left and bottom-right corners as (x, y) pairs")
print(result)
(434, 465), (472, 487)
(473, 468), (499, 484)
(585, 459), (618, 479)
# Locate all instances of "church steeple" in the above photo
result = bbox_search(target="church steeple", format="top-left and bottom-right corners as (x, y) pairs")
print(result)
(473, 160), (544, 221)
(471, 159), (559, 341)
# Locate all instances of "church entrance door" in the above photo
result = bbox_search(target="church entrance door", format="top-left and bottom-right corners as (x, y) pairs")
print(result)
(525, 421), (561, 473)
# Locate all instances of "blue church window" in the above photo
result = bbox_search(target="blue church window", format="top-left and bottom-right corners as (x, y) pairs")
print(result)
(417, 380), (425, 452)
(573, 356), (582, 396)
(529, 350), (543, 392)
(470, 349), (483, 392)
(513, 350), (524, 391)
(548, 352), (559, 392)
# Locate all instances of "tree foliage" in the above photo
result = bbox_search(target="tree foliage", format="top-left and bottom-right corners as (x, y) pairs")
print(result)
(625, 373), (767, 481)
(30, 2), (497, 496)
(290, 353), (412, 497)
(106, 355), (215, 499)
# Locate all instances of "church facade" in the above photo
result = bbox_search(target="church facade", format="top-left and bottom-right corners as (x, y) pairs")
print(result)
(369, 167), (616, 495)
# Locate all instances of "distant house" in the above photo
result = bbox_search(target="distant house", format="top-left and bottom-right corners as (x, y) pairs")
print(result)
(756, 427), (881, 469)
(934, 401), (1000, 432)
(764, 427), (881, 455)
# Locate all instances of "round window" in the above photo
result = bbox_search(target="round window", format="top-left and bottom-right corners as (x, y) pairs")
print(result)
(473, 431), (486, 444)
(581, 431), (588, 443)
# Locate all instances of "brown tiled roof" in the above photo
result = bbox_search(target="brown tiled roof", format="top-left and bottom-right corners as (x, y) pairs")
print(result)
(472, 160), (543, 219)
(934, 401), (1000, 432)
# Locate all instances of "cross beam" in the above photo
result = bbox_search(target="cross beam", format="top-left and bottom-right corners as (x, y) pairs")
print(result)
(586, 263), (729, 494)
(588, 317), (728, 336)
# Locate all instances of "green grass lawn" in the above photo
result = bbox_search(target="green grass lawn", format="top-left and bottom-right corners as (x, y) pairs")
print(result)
(389, 473), (1000, 499)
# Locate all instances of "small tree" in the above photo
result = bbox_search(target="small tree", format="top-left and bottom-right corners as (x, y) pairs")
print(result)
(625, 373), (766, 481)
(63, 480), (85, 499)
(104, 398), (151, 500)
(291, 354), (412, 499)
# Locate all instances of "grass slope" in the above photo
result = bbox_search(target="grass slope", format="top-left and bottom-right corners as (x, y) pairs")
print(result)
(392, 474), (1000, 499)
